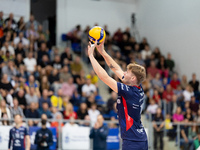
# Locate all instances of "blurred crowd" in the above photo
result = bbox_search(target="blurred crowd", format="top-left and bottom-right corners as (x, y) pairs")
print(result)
(0, 11), (200, 150)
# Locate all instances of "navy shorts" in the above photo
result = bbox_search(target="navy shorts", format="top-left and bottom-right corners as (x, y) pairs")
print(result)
(122, 140), (148, 150)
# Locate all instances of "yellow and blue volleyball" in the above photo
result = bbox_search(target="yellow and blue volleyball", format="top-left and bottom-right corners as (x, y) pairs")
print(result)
(88, 26), (106, 44)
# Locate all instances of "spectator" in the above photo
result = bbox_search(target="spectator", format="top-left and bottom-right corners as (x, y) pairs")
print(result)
(48, 68), (59, 84)
(17, 16), (26, 32)
(51, 88), (63, 111)
(173, 107), (184, 123)
(189, 96), (199, 115)
(88, 103), (100, 126)
(77, 102), (88, 119)
(189, 73), (199, 93)
(0, 74), (13, 93)
(35, 114), (53, 150)
(146, 99), (158, 119)
(113, 28), (123, 44)
(153, 47), (161, 60)
(181, 75), (188, 90)
(14, 32), (29, 48)
(166, 53), (175, 72)
(2, 60), (17, 80)
(0, 89), (13, 107)
(139, 37), (149, 51)
(67, 25), (82, 43)
(152, 89), (161, 105)
(76, 70), (86, 94)
(82, 78), (97, 98)
(184, 108), (193, 122)
(39, 102), (52, 118)
(106, 91), (117, 113)
(147, 61), (160, 78)
(195, 109), (200, 123)
(194, 131), (200, 150)
(61, 77), (76, 97)
(26, 23), (39, 39)
(59, 66), (72, 83)
(70, 56), (82, 76)
(171, 95), (178, 115)
(26, 14), (39, 31)
(151, 73), (163, 92)
(120, 34), (132, 56)
(86, 70), (98, 86)
(183, 85), (194, 102)
(64, 116), (79, 127)
(37, 113), (51, 128)
(109, 102), (118, 120)
(51, 106), (62, 120)
(3, 21), (15, 38)
(51, 113), (64, 138)
(51, 55), (62, 70)
(162, 84), (174, 113)
(4, 13), (16, 29)
(153, 107), (164, 150)
(15, 89), (27, 111)
(89, 114), (109, 150)
(0, 99), (11, 125)
(157, 56), (169, 78)
(15, 54), (25, 70)
(86, 93), (96, 108)
(37, 42), (49, 64)
(23, 51), (37, 73)
(61, 47), (73, 64)
(1, 41), (15, 56)
(25, 102), (40, 124)
(170, 73), (180, 90)
(10, 98), (25, 118)
(25, 87), (39, 106)
(141, 45), (152, 60)
(39, 89), (52, 109)
(63, 102), (77, 119)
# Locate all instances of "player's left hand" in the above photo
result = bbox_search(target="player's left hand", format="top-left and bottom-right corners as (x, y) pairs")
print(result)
(88, 40), (97, 57)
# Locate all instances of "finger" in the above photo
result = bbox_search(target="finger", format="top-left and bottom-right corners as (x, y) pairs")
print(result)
(94, 40), (98, 47)
(88, 41), (92, 47)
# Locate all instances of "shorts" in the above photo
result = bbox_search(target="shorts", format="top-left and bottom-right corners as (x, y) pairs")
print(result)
(122, 140), (148, 150)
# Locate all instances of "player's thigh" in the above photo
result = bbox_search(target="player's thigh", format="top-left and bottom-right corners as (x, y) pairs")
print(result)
(122, 140), (148, 150)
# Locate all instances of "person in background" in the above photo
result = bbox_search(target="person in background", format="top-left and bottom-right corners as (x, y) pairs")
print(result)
(183, 85), (194, 102)
(88, 103), (100, 126)
(181, 75), (188, 90)
(189, 96), (199, 115)
(35, 114), (53, 150)
(82, 78), (97, 99)
(70, 56), (82, 76)
(106, 91), (117, 113)
(39, 102), (52, 119)
(89, 114), (109, 150)
(173, 106), (184, 123)
(153, 107), (164, 150)
(39, 89), (52, 109)
(8, 114), (30, 150)
(165, 53), (175, 72)
(189, 73), (199, 97)
(25, 102), (40, 125)
(77, 102), (88, 119)
(10, 98), (25, 118)
(63, 102), (77, 119)
(38, 113), (51, 128)
(194, 131), (200, 150)
(51, 88), (63, 111)
(0, 99), (11, 125)
(146, 99), (158, 119)
(86, 70), (99, 86)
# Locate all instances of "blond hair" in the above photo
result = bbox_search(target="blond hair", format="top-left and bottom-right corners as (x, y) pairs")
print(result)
(127, 63), (146, 85)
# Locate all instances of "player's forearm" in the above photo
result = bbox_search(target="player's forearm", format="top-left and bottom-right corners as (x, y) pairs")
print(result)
(26, 136), (31, 150)
(101, 50), (123, 79)
(89, 54), (109, 80)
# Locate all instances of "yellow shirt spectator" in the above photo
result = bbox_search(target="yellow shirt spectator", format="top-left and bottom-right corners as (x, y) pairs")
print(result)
(51, 95), (63, 111)
(86, 74), (98, 84)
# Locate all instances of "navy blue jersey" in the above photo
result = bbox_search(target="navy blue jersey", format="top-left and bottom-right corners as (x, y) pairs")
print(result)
(8, 126), (29, 150)
(117, 82), (147, 141)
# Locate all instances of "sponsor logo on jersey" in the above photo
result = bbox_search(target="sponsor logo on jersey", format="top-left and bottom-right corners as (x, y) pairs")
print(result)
(136, 128), (144, 133)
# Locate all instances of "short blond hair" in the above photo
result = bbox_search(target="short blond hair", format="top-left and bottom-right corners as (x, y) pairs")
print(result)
(127, 63), (146, 85)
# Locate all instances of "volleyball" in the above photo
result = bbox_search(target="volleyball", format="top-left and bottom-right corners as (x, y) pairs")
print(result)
(88, 26), (106, 44)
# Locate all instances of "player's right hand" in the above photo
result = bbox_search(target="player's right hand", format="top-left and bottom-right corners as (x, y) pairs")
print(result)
(96, 40), (105, 55)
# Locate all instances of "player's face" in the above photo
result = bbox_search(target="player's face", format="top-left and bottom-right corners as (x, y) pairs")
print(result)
(123, 70), (135, 85)
(15, 115), (22, 125)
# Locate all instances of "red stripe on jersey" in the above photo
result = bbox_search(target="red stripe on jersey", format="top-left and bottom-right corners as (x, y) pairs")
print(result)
(133, 85), (141, 89)
(122, 96), (134, 131)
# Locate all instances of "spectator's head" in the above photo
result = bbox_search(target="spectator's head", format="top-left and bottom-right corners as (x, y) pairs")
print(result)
(186, 108), (191, 115)
(176, 106), (182, 115)
(42, 54), (49, 62)
(166, 84), (172, 92)
(51, 107), (58, 114)
(9, 13), (14, 19)
(122, 34), (128, 41)
(52, 68), (58, 76)
(62, 66), (69, 73)
(8, 60), (14, 68)
(76, 25), (81, 31)
(90, 70), (95, 77)
(172, 94), (177, 102)
(84, 115), (90, 126)
(111, 91), (117, 100)
(172, 73), (178, 81)
(80, 103), (87, 112)
(14, 114), (22, 126)
(153, 89), (159, 95)
(181, 75), (187, 82)
(149, 99), (156, 105)
(54, 55), (60, 63)
(185, 101), (190, 109)
(97, 114), (104, 127)
(91, 103), (97, 111)
(0, 99), (6, 108)
(28, 120), (34, 127)
(150, 61), (156, 68)
(42, 102), (49, 111)
(67, 77), (74, 84)
(167, 53), (171, 60)
(185, 84), (193, 92)
(41, 76), (48, 84)
(144, 45), (150, 51)
(65, 103), (74, 113)
(155, 73), (160, 80)
(13, 98), (19, 107)
(30, 14), (35, 22)
(17, 42), (23, 50)
(41, 114), (48, 127)
(0, 11), (3, 18)
(64, 47), (71, 53)
(75, 56), (81, 64)
(28, 51), (33, 58)
(19, 32), (24, 39)
(56, 113), (63, 120)
(142, 37), (147, 44)
(2, 74), (8, 82)
(123, 63), (146, 85)
(38, 25), (43, 32)
(29, 87), (35, 95)
(18, 89), (25, 97)
(192, 73), (196, 81)
(30, 102), (36, 110)
(42, 89), (48, 98)
(191, 96), (196, 103)
(57, 89), (63, 97)
(86, 78), (91, 85)
(156, 107), (162, 115)
(40, 42), (47, 51)
(134, 44), (140, 51)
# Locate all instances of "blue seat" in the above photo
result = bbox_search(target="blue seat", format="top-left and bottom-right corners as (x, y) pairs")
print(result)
(61, 34), (68, 41)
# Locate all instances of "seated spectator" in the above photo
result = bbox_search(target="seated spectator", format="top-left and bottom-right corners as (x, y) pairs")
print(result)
(0, 99), (11, 125)
(39, 76), (50, 93)
(3, 21), (15, 38)
(67, 25), (82, 43)
(77, 102), (88, 119)
(170, 73), (180, 90)
(2, 50), (13, 62)
(166, 53), (175, 72)
(147, 61), (160, 78)
(153, 107), (164, 150)
(82, 78), (97, 98)
(135, 53), (145, 66)
(106, 91), (117, 113)
(86, 93), (96, 108)
(86, 70), (98, 86)
(59, 66), (72, 83)
(1, 41), (15, 56)
(51, 55), (62, 70)
(39, 89), (52, 109)
(10, 98), (25, 118)
(109, 102), (118, 120)
(153, 47), (161, 60)
(5, 13), (16, 29)
(61, 77), (76, 97)
(183, 85), (194, 102)
(25, 87), (39, 107)
(2, 60), (17, 80)
(120, 34), (132, 56)
(180, 118), (193, 150)
(184, 108), (193, 122)
(25, 75), (39, 91)
(25, 102), (40, 125)
(189, 96), (199, 115)
(141, 44), (152, 60)
(14, 32), (29, 48)
(64, 116), (78, 128)
(162, 84), (174, 113)
(23, 51), (37, 73)
(139, 37), (149, 51)
(37, 42), (49, 64)
(180, 75), (188, 90)
(26, 14), (39, 31)
(152, 89), (161, 106)
(48, 68), (59, 84)
(151, 73), (163, 92)
(76, 70), (86, 94)
(173, 106), (184, 123)
(171, 95), (178, 115)
(15, 89), (27, 111)
(0, 89), (13, 107)
(189, 73), (199, 93)
(51, 106), (63, 120)
(0, 74), (14, 94)
(146, 99), (158, 119)
(37, 113), (51, 128)
(63, 103), (77, 119)
(51, 89), (63, 111)
(39, 102), (52, 118)
(15, 54), (25, 68)
(112, 28), (123, 45)
(26, 23), (39, 39)
(39, 55), (51, 68)
(51, 113), (64, 137)
(88, 103), (100, 126)
(17, 16), (26, 32)
(61, 47), (73, 64)
(70, 56), (82, 76)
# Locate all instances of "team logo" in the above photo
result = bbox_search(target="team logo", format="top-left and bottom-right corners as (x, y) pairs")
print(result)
(117, 99), (121, 104)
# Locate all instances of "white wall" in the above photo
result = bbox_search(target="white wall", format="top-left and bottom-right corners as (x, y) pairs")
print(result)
(136, 0), (200, 79)
(0, 0), (30, 21)
(57, 0), (136, 45)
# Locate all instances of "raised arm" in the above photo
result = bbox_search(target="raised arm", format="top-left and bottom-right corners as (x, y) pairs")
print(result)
(88, 41), (118, 93)
(96, 41), (124, 81)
